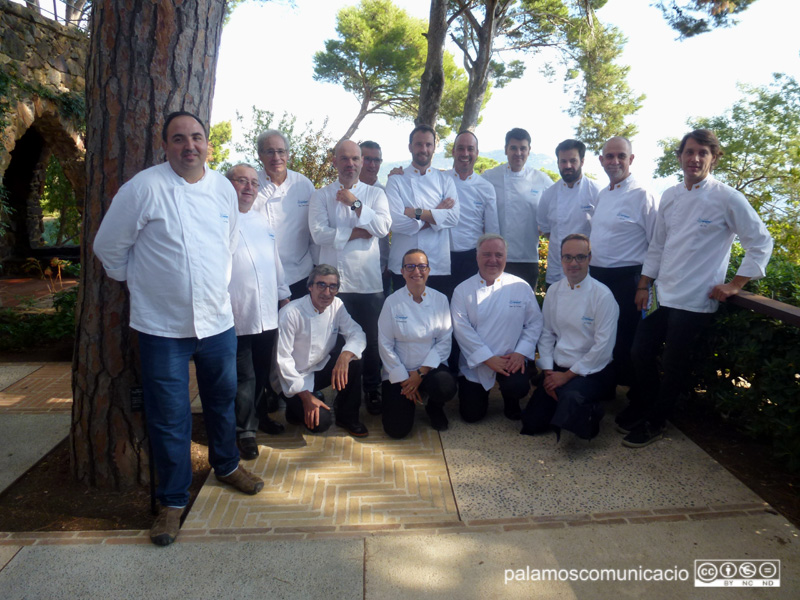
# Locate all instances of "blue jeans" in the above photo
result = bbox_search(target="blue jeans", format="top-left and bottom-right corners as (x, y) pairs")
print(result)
(138, 328), (239, 507)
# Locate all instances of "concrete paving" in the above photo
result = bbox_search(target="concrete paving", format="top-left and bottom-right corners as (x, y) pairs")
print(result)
(0, 514), (796, 599)
(0, 413), (70, 493)
(1, 364), (799, 599)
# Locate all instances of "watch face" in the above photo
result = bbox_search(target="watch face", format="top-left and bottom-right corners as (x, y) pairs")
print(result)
(415, 208), (423, 218)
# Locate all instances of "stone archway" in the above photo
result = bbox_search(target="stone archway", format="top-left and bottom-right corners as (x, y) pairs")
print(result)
(0, 0), (88, 263)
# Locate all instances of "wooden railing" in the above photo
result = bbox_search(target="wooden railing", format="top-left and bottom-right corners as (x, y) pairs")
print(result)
(729, 291), (800, 328)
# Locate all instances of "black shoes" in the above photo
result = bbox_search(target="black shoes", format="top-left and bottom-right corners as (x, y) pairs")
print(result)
(622, 422), (665, 448)
(426, 403), (449, 431)
(365, 390), (382, 415)
(258, 416), (285, 435)
(335, 418), (369, 437)
(237, 437), (259, 461)
(503, 398), (522, 421)
(614, 404), (647, 434)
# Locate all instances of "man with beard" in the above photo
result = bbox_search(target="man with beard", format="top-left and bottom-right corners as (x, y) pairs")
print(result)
(446, 131), (500, 294)
(309, 140), (391, 417)
(253, 129), (316, 300)
(482, 128), (553, 290)
(386, 125), (459, 295)
(538, 139), (601, 286)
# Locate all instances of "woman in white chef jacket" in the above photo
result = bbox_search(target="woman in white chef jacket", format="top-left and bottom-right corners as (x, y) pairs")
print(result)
(378, 248), (457, 438)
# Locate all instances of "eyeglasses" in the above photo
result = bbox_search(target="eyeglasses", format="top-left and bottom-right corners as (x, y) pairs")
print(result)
(363, 157), (383, 164)
(262, 149), (287, 158)
(312, 281), (340, 293)
(232, 177), (259, 188)
(402, 263), (430, 272)
(561, 253), (590, 264)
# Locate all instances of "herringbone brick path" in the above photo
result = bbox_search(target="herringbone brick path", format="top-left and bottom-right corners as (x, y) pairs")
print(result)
(184, 424), (458, 531)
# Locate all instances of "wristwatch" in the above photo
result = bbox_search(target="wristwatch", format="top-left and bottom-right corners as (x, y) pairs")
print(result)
(351, 199), (362, 211)
(414, 207), (423, 220)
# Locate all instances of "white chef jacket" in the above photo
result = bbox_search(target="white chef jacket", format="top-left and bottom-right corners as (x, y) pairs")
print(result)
(309, 180), (391, 294)
(276, 295), (366, 396)
(538, 176), (601, 284)
(482, 164), (553, 263)
(589, 175), (658, 268)
(451, 272), (543, 390)
(446, 169), (500, 252)
(386, 167), (459, 276)
(229, 210), (291, 336)
(253, 169), (316, 287)
(642, 175), (772, 314)
(93, 162), (238, 339)
(378, 285), (452, 384)
(535, 275), (618, 376)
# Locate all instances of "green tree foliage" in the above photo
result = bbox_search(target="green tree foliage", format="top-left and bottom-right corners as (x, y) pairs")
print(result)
(654, 0), (758, 39)
(565, 14), (645, 153)
(655, 74), (800, 262)
(207, 120), (232, 172)
(313, 0), (470, 139)
(233, 107), (337, 187)
(40, 155), (80, 246)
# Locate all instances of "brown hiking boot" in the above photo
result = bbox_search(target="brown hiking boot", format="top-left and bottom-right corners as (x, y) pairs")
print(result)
(215, 464), (264, 495)
(150, 506), (184, 546)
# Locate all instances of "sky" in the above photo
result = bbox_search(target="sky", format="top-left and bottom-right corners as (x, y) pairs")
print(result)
(212, 0), (800, 186)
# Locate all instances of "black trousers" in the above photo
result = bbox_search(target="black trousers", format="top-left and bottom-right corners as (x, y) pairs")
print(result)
(382, 366), (456, 439)
(235, 329), (276, 438)
(338, 292), (384, 394)
(589, 264), (642, 387)
(504, 261), (539, 291)
(284, 355), (363, 433)
(630, 306), (713, 428)
(288, 279), (309, 301)
(458, 370), (530, 423)
(521, 363), (613, 438)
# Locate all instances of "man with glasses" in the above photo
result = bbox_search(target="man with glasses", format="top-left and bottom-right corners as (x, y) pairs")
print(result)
(226, 163), (291, 460)
(275, 264), (368, 436)
(359, 140), (392, 297)
(451, 234), (542, 423)
(589, 137), (658, 393)
(386, 125), (459, 295)
(310, 140), (391, 417)
(521, 234), (617, 440)
(254, 129), (316, 299)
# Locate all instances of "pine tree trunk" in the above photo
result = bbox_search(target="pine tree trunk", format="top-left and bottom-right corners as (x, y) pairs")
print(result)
(417, 0), (448, 128)
(71, 0), (227, 489)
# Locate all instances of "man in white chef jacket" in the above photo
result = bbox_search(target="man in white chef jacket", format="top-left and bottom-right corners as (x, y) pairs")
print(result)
(309, 140), (391, 417)
(538, 139), (601, 286)
(276, 264), (369, 437)
(253, 129), (316, 299)
(451, 234), (543, 423)
(521, 234), (618, 440)
(227, 163), (291, 461)
(94, 111), (263, 547)
(620, 129), (773, 448)
(482, 128), (553, 291)
(589, 137), (658, 391)
(385, 124), (459, 296)
(446, 130), (500, 293)
(359, 140), (391, 297)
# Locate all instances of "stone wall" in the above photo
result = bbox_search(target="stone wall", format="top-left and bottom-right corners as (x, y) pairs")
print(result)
(0, 0), (87, 260)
